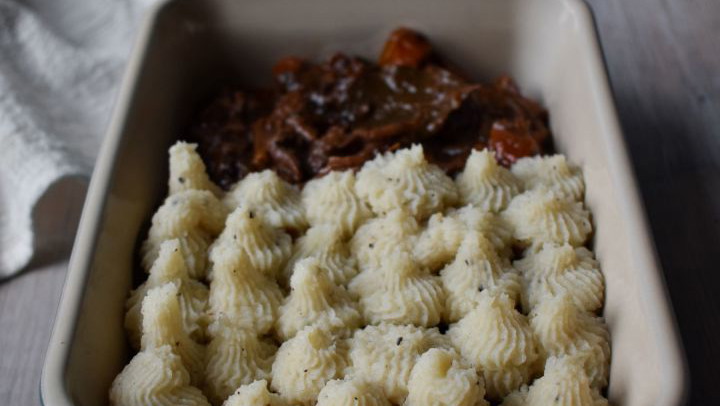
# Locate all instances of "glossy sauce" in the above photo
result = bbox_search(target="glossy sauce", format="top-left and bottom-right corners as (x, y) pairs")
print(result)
(188, 28), (550, 188)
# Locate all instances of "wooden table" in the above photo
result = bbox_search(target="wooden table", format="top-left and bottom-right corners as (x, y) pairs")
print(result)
(0, 1), (717, 404)
(589, 0), (720, 404)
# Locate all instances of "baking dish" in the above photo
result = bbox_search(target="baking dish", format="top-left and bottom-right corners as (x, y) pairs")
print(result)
(40, 0), (687, 405)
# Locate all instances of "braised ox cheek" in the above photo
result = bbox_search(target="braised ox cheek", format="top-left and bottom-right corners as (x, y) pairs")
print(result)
(187, 28), (551, 187)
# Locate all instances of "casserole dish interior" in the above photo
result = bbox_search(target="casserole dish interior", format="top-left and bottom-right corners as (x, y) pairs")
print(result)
(41, 0), (686, 405)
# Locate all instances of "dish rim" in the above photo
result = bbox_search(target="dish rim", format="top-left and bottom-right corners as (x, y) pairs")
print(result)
(574, 1), (688, 403)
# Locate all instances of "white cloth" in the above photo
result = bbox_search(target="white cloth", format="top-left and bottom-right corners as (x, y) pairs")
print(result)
(0, 0), (156, 278)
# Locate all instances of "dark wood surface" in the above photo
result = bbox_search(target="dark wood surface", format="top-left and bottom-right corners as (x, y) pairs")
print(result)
(1, 0), (718, 404)
(588, 0), (720, 404)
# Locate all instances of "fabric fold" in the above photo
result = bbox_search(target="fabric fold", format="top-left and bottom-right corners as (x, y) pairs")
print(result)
(0, 0), (154, 278)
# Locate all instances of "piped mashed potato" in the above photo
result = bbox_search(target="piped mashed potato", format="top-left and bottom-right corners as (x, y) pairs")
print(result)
(111, 141), (609, 406)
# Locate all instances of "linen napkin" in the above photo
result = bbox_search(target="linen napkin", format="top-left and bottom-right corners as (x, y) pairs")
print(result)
(0, 0), (157, 278)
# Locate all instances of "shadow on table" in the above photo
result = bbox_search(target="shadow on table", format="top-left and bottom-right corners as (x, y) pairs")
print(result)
(16, 176), (88, 280)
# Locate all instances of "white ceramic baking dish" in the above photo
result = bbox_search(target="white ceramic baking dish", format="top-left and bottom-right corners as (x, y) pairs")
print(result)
(41, 0), (687, 405)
